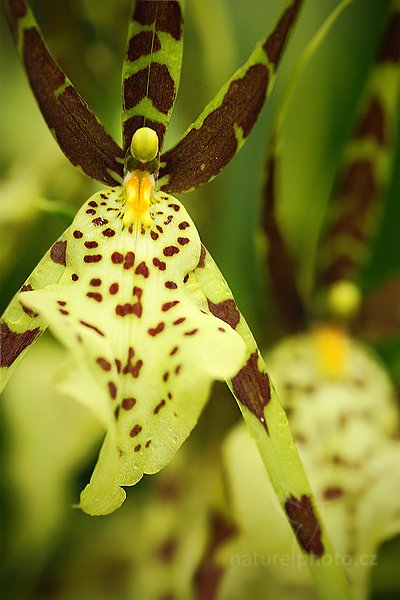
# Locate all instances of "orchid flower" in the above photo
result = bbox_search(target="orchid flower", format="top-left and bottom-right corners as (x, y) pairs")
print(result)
(0, 2), (354, 597)
(219, 2), (400, 598)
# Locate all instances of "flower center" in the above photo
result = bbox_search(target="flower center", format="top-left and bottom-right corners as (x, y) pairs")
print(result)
(123, 127), (159, 229)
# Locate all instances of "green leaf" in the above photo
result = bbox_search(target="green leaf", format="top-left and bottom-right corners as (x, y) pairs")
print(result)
(158, 0), (303, 194)
(0, 229), (69, 393)
(19, 187), (246, 515)
(4, 0), (124, 186)
(315, 1), (400, 290)
(121, 0), (184, 152)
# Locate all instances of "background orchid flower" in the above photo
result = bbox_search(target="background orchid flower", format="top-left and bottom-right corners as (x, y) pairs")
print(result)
(217, 2), (400, 598)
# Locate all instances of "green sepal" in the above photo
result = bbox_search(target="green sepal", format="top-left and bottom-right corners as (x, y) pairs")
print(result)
(121, 0), (184, 153)
(194, 247), (352, 600)
(315, 1), (400, 290)
(158, 0), (303, 194)
(0, 229), (69, 393)
(4, 0), (124, 186)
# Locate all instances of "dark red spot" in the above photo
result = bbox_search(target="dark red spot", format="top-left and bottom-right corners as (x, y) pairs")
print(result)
(92, 217), (108, 226)
(84, 241), (98, 249)
(162, 301), (179, 311)
(50, 240), (67, 266)
(164, 215), (173, 225)
(184, 328), (198, 336)
(145, 440), (152, 448)
(116, 303), (142, 318)
(87, 292), (102, 302)
(86, 208), (96, 215)
(73, 230), (83, 238)
(124, 252), (135, 269)
(88, 200), (98, 207)
(175, 365), (182, 375)
(71, 273), (79, 281)
(79, 320), (105, 336)
(84, 254), (102, 263)
(163, 372), (169, 382)
(323, 487), (344, 500)
(169, 346), (178, 356)
(109, 282), (119, 295)
(178, 221), (190, 230)
(134, 444), (141, 452)
(151, 231), (159, 240)
(183, 274), (189, 283)
(284, 495), (324, 557)
(130, 424), (142, 438)
(153, 257), (166, 270)
(112, 252), (124, 264)
(163, 246), (179, 256)
(173, 317), (185, 325)
(148, 322), (165, 336)
(122, 397), (136, 410)
(165, 281), (177, 289)
(108, 381), (117, 399)
(154, 399), (166, 414)
(102, 228), (116, 237)
(90, 278), (102, 287)
(59, 309), (69, 316)
(96, 357), (112, 371)
(115, 359), (122, 373)
(135, 261), (150, 278)
(156, 225), (163, 233)
(177, 237), (189, 246)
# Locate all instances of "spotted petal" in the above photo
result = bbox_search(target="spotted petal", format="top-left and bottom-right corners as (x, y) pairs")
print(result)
(20, 189), (246, 515)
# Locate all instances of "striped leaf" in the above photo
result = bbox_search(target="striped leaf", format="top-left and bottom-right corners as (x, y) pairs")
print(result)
(261, 148), (306, 333)
(121, 0), (184, 153)
(158, 0), (302, 194)
(4, 0), (124, 186)
(316, 1), (400, 290)
(0, 229), (69, 392)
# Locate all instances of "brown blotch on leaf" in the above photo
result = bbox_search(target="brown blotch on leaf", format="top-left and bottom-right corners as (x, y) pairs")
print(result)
(50, 240), (67, 266)
(355, 96), (387, 146)
(378, 12), (400, 64)
(231, 352), (271, 432)
(160, 64), (268, 193)
(21, 29), (124, 186)
(133, 0), (182, 40)
(4, 0), (27, 41)
(0, 321), (41, 367)
(127, 31), (161, 62)
(263, 0), (301, 66)
(124, 63), (175, 116)
(207, 298), (240, 329)
(284, 495), (324, 557)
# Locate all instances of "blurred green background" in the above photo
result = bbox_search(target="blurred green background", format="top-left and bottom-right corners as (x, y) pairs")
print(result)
(0, 1), (399, 599)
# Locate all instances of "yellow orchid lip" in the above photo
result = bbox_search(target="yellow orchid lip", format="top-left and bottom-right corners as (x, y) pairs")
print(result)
(123, 170), (155, 229)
